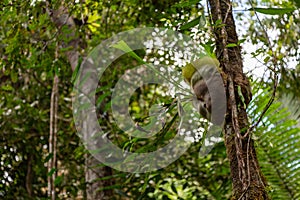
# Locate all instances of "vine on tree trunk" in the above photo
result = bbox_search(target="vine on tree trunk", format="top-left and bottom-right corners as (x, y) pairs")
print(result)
(207, 0), (269, 199)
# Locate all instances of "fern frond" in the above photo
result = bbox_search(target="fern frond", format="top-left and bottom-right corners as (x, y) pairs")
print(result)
(248, 81), (300, 199)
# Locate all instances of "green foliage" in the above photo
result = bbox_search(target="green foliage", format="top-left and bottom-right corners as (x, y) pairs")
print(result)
(249, 7), (295, 15)
(180, 15), (204, 30)
(0, 0), (85, 198)
(1, 0), (300, 199)
(248, 81), (300, 199)
(115, 142), (231, 200)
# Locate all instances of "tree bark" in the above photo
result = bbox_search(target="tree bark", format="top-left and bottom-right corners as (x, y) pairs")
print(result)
(207, 0), (269, 199)
(26, 154), (33, 197)
(85, 154), (114, 200)
(47, 4), (114, 200)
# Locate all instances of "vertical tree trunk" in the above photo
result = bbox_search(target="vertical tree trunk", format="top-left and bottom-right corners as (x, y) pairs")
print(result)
(207, 0), (269, 199)
(47, 4), (114, 199)
(85, 155), (114, 200)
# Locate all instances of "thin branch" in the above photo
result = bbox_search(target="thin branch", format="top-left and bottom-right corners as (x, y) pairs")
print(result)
(48, 74), (59, 200)
(242, 0), (280, 139)
(26, 154), (33, 197)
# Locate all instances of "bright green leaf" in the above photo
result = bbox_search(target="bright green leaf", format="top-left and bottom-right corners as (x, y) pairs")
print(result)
(1, 85), (14, 91)
(111, 40), (143, 62)
(226, 43), (237, 47)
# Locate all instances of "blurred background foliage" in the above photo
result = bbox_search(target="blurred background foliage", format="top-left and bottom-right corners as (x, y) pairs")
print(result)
(0, 0), (299, 199)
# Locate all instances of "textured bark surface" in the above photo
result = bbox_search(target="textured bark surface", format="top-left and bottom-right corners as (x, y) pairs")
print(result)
(207, 0), (269, 199)
(85, 154), (114, 200)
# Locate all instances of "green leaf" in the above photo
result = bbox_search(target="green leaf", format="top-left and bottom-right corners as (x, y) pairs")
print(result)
(226, 43), (237, 48)
(238, 39), (246, 45)
(214, 19), (225, 28)
(111, 40), (143, 63)
(10, 70), (18, 83)
(47, 168), (56, 176)
(264, 56), (270, 63)
(199, 10), (206, 27)
(71, 56), (82, 84)
(180, 16), (201, 30)
(54, 176), (63, 186)
(1, 85), (14, 91)
(249, 7), (295, 15)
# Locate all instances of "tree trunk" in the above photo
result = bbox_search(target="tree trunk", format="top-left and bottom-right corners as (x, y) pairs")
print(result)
(207, 0), (269, 199)
(85, 155), (114, 200)
(47, 4), (114, 199)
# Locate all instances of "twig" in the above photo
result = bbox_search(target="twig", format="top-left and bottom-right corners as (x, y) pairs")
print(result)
(222, 0), (232, 23)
